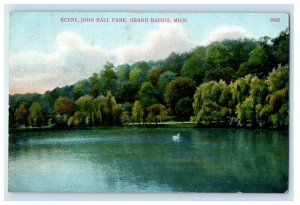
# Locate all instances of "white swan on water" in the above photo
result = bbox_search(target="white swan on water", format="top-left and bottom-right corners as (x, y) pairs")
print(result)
(172, 133), (180, 142)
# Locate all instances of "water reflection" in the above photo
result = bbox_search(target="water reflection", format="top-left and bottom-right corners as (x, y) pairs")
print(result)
(9, 128), (288, 192)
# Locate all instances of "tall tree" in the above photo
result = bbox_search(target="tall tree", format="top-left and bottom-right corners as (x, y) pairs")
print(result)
(147, 68), (165, 86)
(132, 100), (144, 125)
(101, 62), (118, 95)
(181, 47), (206, 85)
(88, 73), (102, 97)
(29, 102), (43, 127)
(138, 82), (157, 108)
(15, 103), (29, 127)
(54, 97), (75, 117)
(165, 77), (195, 115)
(75, 95), (94, 125)
(147, 103), (168, 125)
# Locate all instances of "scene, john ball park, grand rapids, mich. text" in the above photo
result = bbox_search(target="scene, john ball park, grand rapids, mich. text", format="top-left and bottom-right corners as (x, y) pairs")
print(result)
(8, 12), (289, 193)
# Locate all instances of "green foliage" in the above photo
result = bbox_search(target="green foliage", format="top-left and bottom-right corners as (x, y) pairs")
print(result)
(115, 81), (139, 103)
(272, 29), (289, 65)
(206, 67), (235, 84)
(181, 47), (206, 84)
(88, 73), (102, 97)
(100, 62), (118, 95)
(132, 100), (144, 125)
(158, 71), (176, 89)
(92, 96), (105, 125)
(193, 80), (231, 113)
(147, 68), (165, 86)
(138, 82), (157, 108)
(72, 80), (90, 100)
(266, 65), (289, 93)
(15, 103), (29, 127)
(205, 43), (233, 69)
(165, 77), (195, 115)
(129, 67), (143, 85)
(230, 75), (252, 105)
(237, 41), (275, 78)
(255, 104), (271, 127)
(75, 96), (94, 113)
(193, 80), (231, 125)
(163, 52), (188, 74)
(103, 91), (121, 125)
(29, 102), (43, 127)
(75, 95), (94, 125)
(9, 29), (289, 129)
(121, 111), (130, 125)
(117, 64), (130, 84)
(250, 77), (268, 104)
(236, 97), (255, 126)
(147, 103), (169, 124)
(72, 111), (88, 127)
(175, 97), (193, 122)
(195, 100), (229, 126)
(54, 97), (75, 116)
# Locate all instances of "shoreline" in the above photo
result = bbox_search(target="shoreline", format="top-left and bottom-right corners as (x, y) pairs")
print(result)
(9, 122), (289, 132)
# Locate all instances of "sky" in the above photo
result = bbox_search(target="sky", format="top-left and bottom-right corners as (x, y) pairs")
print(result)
(9, 12), (289, 94)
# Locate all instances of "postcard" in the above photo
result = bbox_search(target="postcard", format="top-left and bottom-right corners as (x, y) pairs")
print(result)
(8, 12), (289, 193)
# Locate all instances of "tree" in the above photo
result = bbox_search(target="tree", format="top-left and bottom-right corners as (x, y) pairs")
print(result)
(193, 80), (231, 125)
(206, 67), (235, 84)
(72, 111), (87, 127)
(75, 95), (94, 125)
(72, 80), (90, 100)
(194, 100), (229, 126)
(175, 97), (193, 122)
(165, 77), (195, 115)
(129, 61), (149, 86)
(115, 81), (139, 103)
(117, 64), (130, 84)
(132, 100), (144, 125)
(147, 103), (169, 125)
(88, 73), (102, 97)
(163, 52), (188, 74)
(237, 40), (275, 78)
(93, 96), (105, 125)
(121, 111), (130, 125)
(250, 77), (268, 105)
(101, 62), (118, 95)
(103, 91), (121, 125)
(158, 71), (176, 89)
(230, 75), (252, 105)
(147, 68), (165, 86)
(272, 29), (289, 66)
(15, 103), (29, 127)
(54, 97), (75, 117)
(205, 42), (233, 70)
(236, 97), (255, 126)
(29, 102), (43, 127)
(266, 65), (289, 93)
(181, 47), (206, 84)
(138, 82), (157, 108)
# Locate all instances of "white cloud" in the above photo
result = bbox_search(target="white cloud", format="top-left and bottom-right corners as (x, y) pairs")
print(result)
(10, 25), (195, 94)
(116, 24), (195, 63)
(203, 26), (250, 45)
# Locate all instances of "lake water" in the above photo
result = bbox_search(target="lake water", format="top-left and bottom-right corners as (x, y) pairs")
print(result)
(8, 128), (288, 193)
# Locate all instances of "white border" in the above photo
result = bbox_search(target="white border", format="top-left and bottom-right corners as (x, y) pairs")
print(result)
(1, 2), (297, 203)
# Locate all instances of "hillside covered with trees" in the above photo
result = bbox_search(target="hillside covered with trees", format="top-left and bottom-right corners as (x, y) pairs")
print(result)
(9, 29), (289, 129)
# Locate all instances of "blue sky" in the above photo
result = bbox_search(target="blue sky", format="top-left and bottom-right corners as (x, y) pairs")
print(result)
(9, 12), (289, 94)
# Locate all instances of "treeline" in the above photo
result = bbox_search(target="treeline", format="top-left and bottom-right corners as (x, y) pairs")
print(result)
(9, 29), (289, 129)
(193, 66), (288, 128)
